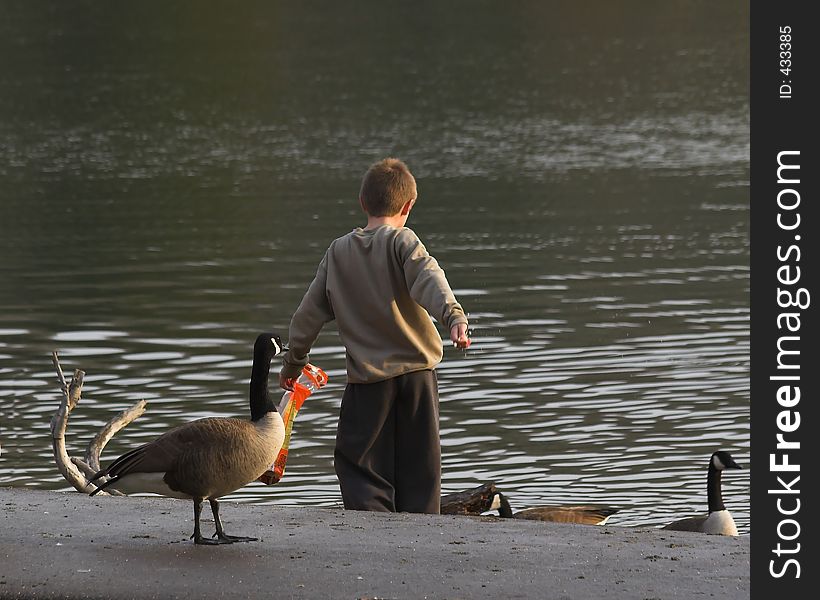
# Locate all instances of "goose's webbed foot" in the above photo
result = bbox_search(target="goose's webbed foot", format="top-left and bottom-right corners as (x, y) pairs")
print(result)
(207, 498), (258, 544)
(214, 532), (257, 544)
(192, 532), (234, 545)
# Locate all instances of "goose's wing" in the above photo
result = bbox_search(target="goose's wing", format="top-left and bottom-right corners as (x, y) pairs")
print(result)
(662, 515), (708, 531)
(514, 505), (619, 525)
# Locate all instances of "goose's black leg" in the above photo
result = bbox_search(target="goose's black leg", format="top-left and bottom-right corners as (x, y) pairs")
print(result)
(191, 498), (222, 545)
(210, 498), (257, 543)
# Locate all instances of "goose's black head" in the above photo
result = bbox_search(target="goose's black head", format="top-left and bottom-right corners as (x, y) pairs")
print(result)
(254, 333), (286, 360)
(711, 450), (742, 471)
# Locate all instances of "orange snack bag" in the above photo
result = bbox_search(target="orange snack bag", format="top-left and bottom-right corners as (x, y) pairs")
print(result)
(257, 363), (328, 485)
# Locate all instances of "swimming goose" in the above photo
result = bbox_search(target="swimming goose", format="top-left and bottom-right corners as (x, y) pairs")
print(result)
(89, 333), (286, 545)
(662, 450), (742, 536)
(491, 492), (619, 525)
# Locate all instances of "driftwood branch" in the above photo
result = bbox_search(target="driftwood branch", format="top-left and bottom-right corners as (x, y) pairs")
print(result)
(50, 353), (92, 493)
(71, 456), (97, 479)
(50, 351), (146, 495)
(84, 400), (147, 473)
(53, 352), (69, 398)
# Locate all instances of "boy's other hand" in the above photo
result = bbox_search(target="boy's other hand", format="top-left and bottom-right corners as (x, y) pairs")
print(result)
(279, 372), (296, 391)
(450, 323), (471, 349)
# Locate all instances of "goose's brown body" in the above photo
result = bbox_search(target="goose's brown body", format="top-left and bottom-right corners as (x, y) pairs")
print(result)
(103, 413), (284, 500)
(494, 493), (619, 525)
(513, 505), (618, 525)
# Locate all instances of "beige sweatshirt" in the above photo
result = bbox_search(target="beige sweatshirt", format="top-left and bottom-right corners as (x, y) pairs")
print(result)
(281, 225), (468, 384)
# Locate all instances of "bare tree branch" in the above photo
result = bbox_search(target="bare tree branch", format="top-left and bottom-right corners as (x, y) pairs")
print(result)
(50, 358), (95, 494)
(50, 351), (146, 496)
(84, 400), (147, 472)
(51, 351), (68, 398)
(71, 456), (96, 479)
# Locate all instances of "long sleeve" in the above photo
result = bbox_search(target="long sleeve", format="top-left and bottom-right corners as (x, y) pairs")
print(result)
(396, 230), (468, 331)
(281, 252), (335, 379)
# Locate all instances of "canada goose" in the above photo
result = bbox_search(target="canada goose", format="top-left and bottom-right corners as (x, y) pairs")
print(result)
(89, 333), (286, 545)
(662, 450), (742, 536)
(491, 492), (619, 525)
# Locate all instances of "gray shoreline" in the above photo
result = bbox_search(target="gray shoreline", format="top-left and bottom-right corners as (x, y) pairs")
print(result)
(0, 487), (749, 599)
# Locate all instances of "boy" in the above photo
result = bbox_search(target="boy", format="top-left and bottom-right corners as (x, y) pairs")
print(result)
(279, 158), (470, 514)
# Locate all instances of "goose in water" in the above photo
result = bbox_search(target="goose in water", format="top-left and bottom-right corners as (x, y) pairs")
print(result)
(89, 333), (286, 545)
(662, 450), (742, 536)
(491, 492), (619, 525)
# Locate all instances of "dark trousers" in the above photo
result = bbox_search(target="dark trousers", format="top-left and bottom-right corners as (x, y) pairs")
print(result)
(334, 369), (441, 514)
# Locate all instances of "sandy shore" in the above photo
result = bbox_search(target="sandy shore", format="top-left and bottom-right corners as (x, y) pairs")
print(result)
(0, 487), (748, 599)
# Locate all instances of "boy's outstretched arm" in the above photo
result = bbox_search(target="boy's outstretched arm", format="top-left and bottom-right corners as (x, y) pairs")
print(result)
(397, 230), (469, 341)
(280, 252), (334, 390)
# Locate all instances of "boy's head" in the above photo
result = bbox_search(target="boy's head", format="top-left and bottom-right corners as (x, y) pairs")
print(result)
(359, 158), (417, 217)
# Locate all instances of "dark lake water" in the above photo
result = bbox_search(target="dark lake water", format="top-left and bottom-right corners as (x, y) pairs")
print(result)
(1, 2), (749, 532)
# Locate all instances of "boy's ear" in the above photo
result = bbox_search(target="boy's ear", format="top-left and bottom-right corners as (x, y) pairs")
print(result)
(400, 199), (415, 216)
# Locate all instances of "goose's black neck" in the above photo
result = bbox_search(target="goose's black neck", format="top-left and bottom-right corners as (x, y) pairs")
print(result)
(249, 343), (278, 421)
(706, 464), (726, 513)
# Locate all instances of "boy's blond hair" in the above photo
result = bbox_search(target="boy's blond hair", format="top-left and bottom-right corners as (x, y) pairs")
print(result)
(359, 158), (417, 217)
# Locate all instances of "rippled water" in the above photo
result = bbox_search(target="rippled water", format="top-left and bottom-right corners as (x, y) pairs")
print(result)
(1, 1), (749, 533)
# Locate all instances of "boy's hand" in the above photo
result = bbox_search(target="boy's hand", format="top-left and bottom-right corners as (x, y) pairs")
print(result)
(279, 372), (296, 391)
(450, 323), (471, 349)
